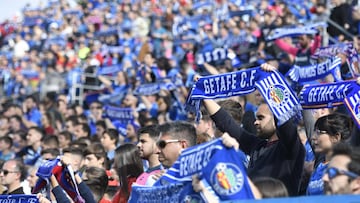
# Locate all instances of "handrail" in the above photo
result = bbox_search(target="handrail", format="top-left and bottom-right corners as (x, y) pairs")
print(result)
(326, 18), (355, 40)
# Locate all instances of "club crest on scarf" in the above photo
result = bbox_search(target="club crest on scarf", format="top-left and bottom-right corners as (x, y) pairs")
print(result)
(267, 84), (289, 107)
(211, 163), (244, 196)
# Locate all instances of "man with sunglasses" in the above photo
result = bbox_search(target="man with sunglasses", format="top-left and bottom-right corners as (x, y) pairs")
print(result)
(323, 143), (360, 195)
(156, 121), (197, 169)
(0, 159), (27, 194)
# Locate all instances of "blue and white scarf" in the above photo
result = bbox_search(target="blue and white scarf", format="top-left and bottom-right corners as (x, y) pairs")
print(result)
(266, 22), (327, 41)
(286, 56), (342, 83)
(0, 195), (39, 203)
(299, 80), (360, 128)
(96, 64), (122, 75)
(129, 139), (254, 202)
(186, 67), (302, 125)
(311, 43), (350, 59)
(104, 106), (134, 123)
(196, 47), (228, 65)
(133, 80), (177, 96)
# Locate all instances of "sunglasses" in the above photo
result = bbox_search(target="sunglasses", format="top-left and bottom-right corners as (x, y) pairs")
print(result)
(325, 167), (359, 179)
(0, 169), (19, 176)
(156, 139), (181, 149)
(90, 106), (102, 110)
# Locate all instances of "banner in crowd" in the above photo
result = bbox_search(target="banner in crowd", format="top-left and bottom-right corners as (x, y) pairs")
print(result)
(311, 43), (350, 59)
(96, 64), (122, 75)
(186, 67), (302, 125)
(129, 139), (254, 202)
(286, 56), (342, 83)
(299, 80), (360, 128)
(104, 106), (134, 123)
(0, 195), (39, 203)
(311, 42), (360, 78)
(266, 21), (327, 41)
(133, 79), (177, 96)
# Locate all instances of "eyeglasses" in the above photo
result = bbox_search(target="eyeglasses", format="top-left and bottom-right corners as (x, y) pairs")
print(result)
(90, 106), (102, 110)
(314, 129), (328, 137)
(156, 139), (181, 149)
(325, 167), (359, 180)
(0, 169), (19, 176)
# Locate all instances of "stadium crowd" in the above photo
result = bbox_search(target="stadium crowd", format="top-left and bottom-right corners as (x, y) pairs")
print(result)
(0, 0), (359, 202)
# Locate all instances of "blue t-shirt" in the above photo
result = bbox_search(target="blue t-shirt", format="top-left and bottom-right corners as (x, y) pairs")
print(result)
(307, 162), (327, 195)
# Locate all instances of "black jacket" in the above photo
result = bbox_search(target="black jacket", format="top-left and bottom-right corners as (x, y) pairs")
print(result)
(211, 108), (305, 196)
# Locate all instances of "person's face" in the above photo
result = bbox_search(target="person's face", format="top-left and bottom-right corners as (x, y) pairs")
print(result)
(0, 140), (8, 151)
(65, 121), (75, 134)
(126, 124), (136, 139)
(74, 125), (87, 139)
(323, 155), (352, 194)
(312, 130), (335, 154)
(157, 134), (183, 168)
(26, 129), (42, 146)
(58, 134), (71, 149)
(137, 133), (158, 160)
(63, 152), (83, 172)
(100, 133), (115, 149)
(90, 103), (103, 119)
(24, 98), (34, 110)
(27, 167), (38, 188)
(9, 118), (20, 131)
(96, 125), (105, 138)
(254, 104), (276, 139)
(41, 115), (50, 127)
(0, 118), (8, 131)
(195, 119), (212, 135)
(298, 35), (309, 48)
(0, 161), (20, 187)
(84, 154), (103, 168)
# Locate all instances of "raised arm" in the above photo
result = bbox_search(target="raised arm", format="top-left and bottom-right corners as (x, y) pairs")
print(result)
(203, 99), (261, 155)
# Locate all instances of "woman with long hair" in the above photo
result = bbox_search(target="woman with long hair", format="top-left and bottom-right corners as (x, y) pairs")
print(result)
(307, 113), (353, 195)
(112, 143), (143, 203)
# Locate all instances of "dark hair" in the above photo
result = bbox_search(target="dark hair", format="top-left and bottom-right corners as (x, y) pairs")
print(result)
(41, 148), (60, 158)
(158, 121), (197, 147)
(137, 125), (160, 141)
(58, 131), (72, 141)
(103, 128), (119, 146)
(63, 146), (84, 157)
(314, 113), (353, 141)
(83, 167), (108, 202)
(72, 137), (92, 148)
(114, 143), (143, 200)
(0, 136), (13, 148)
(77, 123), (91, 137)
(41, 135), (59, 147)
(95, 120), (106, 130)
(65, 115), (79, 126)
(253, 177), (289, 198)
(28, 126), (44, 139)
(83, 143), (107, 165)
(217, 99), (243, 124)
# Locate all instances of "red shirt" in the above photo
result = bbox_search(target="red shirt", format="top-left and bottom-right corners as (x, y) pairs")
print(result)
(111, 177), (137, 203)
